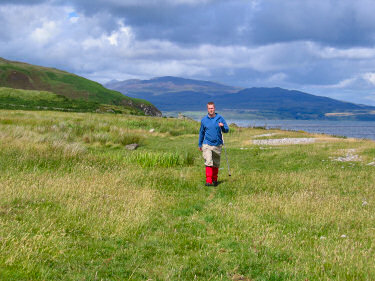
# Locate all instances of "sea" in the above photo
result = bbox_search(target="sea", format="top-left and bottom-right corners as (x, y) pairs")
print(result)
(226, 120), (375, 141)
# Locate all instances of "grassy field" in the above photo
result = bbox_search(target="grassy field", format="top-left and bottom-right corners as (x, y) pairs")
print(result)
(0, 109), (375, 280)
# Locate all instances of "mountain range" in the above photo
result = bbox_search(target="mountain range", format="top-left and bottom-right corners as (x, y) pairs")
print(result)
(106, 76), (375, 120)
(2, 56), (375, 121)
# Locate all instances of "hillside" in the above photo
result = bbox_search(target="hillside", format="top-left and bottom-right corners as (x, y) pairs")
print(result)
(0, 87), (147, 114)
(0, 57), (161, 116)
(106, 76), (375, 120)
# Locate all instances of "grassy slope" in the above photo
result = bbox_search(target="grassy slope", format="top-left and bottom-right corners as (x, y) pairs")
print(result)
(0, 110), (375, 280)
(0, 87), (143, 114)
(0, 58), (156, 115)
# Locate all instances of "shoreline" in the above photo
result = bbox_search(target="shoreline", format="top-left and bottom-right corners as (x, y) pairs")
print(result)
(226, 119), (375, 141)
(162, 111), (375, 140)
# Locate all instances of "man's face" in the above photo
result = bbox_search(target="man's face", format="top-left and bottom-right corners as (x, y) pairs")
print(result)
(207, 104), (215, 116)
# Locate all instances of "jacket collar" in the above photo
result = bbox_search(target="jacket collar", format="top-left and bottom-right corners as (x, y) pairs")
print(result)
(207, 113), (219, 119)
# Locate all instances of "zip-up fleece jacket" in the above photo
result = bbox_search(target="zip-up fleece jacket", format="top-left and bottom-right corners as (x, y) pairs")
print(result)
(198, 113), (229, 147)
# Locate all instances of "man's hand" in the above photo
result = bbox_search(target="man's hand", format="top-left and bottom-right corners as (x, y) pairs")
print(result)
(198, 147), (202, 151)
(218, 122), (224, 127)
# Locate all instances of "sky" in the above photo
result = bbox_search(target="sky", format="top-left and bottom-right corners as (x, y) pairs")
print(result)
(1, 0), (375, 105)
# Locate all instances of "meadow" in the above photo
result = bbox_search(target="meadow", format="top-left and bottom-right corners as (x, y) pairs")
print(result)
(0, 109), (375, 280)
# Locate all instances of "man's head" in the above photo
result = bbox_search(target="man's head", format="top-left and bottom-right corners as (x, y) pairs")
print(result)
(207, 101), (215, 117)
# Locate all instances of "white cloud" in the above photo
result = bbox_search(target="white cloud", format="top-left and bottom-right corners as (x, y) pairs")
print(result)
(2, 1), (375, 106)
(301, 73), (375, 96)
(315, 45), (375, 60)
(363, 73), (375, 86)
(317, 77), (358, 89)
(30, 20), (57, 44)
(265, 72), (288, 83)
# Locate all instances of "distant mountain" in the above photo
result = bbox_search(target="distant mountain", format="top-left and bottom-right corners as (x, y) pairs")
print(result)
(106, 76), (241, 95)
(0, 58), (161, 116)
(106, 76), (375, 120)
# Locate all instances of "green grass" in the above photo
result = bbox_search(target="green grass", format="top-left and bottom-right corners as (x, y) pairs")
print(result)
(0, 87), (98, 111)
(0, 87), (145, 115)
(0, 109), (375, 280)
(127, 151), (195, 167)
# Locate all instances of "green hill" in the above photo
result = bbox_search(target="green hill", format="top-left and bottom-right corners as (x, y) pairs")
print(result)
(0, 87), (144, 114)
(0, 57), (161, 116)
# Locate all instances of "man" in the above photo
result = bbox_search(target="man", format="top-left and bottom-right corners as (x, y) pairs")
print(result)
(198, 101), (229, 186)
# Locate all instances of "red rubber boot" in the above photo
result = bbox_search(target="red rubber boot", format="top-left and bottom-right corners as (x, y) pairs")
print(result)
(205, 166), (213, 186)
(212, 167), (219, 186)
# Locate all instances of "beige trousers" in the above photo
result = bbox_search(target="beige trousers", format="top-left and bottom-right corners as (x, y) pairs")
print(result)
(202, 144), (222, 167)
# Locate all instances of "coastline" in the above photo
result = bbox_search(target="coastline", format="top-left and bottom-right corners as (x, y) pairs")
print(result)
(226, 119), (375, 141)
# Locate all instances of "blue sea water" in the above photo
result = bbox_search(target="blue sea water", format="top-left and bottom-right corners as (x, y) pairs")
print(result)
(226, 120), (375, 141)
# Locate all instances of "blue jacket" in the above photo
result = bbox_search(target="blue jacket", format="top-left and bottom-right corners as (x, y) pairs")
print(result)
(198, 113), (229, 147)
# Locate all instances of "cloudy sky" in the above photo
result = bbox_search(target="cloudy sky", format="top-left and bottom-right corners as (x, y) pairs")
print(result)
(1, 0), (375, 105)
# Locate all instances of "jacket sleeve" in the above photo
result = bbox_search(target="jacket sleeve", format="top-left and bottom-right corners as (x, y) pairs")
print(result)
(220, 117), (229, 133)
(198, 121), (205, 147)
